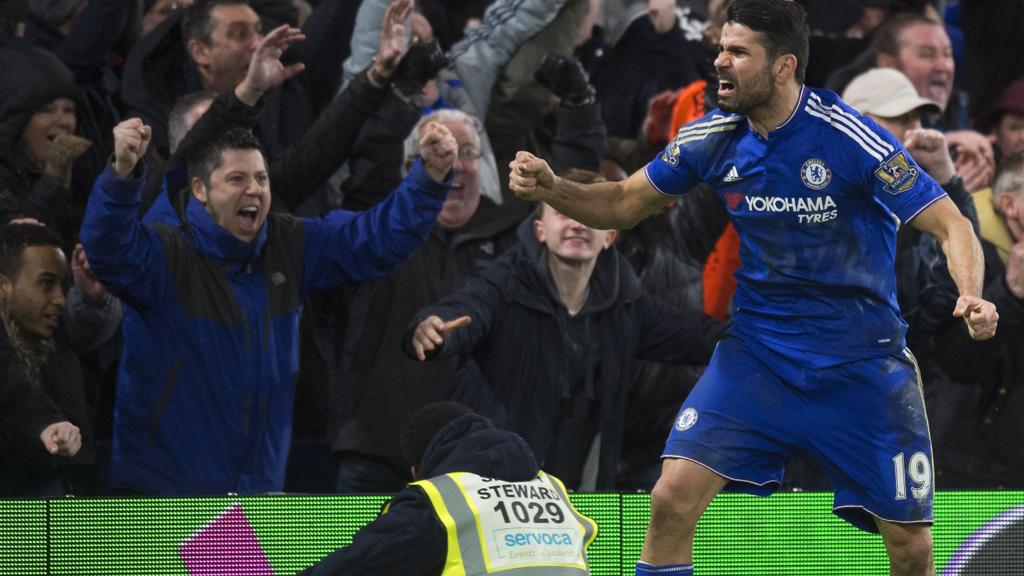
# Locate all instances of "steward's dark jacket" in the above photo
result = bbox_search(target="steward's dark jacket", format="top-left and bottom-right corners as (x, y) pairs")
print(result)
(408, 219), (724, 488)
(303, 413), (539, 575)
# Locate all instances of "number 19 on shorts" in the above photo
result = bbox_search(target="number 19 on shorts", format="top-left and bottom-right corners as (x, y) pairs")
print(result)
(892, 452), (932, 500)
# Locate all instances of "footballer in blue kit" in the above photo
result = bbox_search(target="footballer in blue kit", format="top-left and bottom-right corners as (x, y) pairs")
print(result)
(647, 85), (942, 531)
(509, 1), (998, 575)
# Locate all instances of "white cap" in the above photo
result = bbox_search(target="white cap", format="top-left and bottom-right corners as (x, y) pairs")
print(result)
(842, 68), (942, 119)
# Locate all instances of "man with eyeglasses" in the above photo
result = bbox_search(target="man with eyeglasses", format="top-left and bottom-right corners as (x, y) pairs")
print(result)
(328, 108), (532, 493)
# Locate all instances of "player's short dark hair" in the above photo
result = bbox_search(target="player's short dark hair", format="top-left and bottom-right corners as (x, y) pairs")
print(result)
(869, 12), (937, 61)
(726, 0), (810, 83)
(186, 127), (265, 188)
(183, 0), (248, 45)
(0, 224), (63, 282)
(400, 401), (474, 470)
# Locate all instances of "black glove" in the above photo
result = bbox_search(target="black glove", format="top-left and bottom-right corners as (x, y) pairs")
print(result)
(533, 53), (596, 108)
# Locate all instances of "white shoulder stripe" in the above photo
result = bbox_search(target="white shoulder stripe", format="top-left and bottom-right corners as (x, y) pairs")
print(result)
(676, 123), (739, 145)
(806, 99), (890, 159)
(804, 105), (883, 162)
(808, 92), (895, 155)
(829, 103), (894, 154)
(675, 115), (743, 137)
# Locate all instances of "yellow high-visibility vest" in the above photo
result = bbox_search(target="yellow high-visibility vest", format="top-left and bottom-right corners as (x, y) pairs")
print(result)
(412, 471), (598, 575)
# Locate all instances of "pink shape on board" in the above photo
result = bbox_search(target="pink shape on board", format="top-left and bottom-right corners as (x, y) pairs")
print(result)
(179, 503), (275, 575)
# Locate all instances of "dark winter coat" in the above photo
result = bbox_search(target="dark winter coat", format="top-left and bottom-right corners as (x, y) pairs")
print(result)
(0, 44), (85, 244)
(120, 10), (312, 161)
(408, 219), (724, 488)
(329, 199), (529, 485)
(0, 326), (93, 496)
(929, 191), (1024, 488)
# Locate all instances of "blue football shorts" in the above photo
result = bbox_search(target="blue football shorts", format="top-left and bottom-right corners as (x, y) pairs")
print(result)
(663, 335), (934, 533)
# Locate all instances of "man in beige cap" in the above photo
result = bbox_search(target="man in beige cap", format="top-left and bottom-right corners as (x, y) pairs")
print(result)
(844, 67), (973, 196)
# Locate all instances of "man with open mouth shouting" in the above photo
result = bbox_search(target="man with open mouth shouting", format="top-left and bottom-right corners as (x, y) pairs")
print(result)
(79, 111), (457, 496)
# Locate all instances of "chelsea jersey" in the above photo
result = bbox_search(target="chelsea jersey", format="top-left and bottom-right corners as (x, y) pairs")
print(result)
(645, 86), (947, 367)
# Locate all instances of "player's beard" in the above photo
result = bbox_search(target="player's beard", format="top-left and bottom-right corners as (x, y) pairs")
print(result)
(718, 64), (775, 115)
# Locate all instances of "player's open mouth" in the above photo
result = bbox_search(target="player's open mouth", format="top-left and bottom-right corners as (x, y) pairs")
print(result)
(718, 79), (736, 97)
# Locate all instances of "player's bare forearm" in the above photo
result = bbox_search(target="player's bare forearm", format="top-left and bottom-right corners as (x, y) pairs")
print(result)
(509, 151), (665, 229)
(914, 198), (983, 297)
(543, 177), (641, 230)
(912, 196), (998, 338)
(939, 214), (984, 298)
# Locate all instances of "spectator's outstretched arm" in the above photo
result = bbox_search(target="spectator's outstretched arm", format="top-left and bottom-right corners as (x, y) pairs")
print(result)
(404, 269), (506, 361)
(448, 0), (571, 118)
(0, 334), (74, 463)
(300, 122), (456, 292)
(270, 1), (414, 209)
(338, 0), (413, 91)
(535, 53), (605, 173)
(167, 25), (307, 170)
(79, 119), (166, 311)
(63, 244), (123, 354)
(300, 490), (445, 575)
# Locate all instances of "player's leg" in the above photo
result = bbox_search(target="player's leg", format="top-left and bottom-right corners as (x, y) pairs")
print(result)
(640, 457), (728, 567)
(637, 337), (793, 575)
(803, 350), (935, 572)
(875, 519), (935, 576)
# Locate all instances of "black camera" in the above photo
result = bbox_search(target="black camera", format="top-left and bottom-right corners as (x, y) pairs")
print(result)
(391, 39), (449, 97)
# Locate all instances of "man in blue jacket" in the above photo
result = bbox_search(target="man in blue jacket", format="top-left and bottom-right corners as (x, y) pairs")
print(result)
(79, 116), (457, 495)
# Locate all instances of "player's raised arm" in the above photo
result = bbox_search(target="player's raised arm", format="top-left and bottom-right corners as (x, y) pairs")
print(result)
(508, 151), (667, 230)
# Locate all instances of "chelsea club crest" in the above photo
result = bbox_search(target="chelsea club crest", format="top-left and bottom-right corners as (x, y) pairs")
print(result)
(674, 407), (698, 431)
(801, 158), (831, 190)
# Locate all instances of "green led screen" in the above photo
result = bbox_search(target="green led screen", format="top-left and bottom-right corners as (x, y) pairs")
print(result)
(1, 491), (1021, 574)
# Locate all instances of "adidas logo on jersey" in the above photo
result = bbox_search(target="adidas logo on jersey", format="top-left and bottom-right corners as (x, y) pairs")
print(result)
(722, 166), (743, 183)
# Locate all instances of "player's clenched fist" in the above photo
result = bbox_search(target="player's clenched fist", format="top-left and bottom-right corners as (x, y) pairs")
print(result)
(953, 294), (998, 341)
(508, 151), (555, 202)
(411, 315), (471, 361)
(112, 118), (152, 179)
(419, 121), (458, 183)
